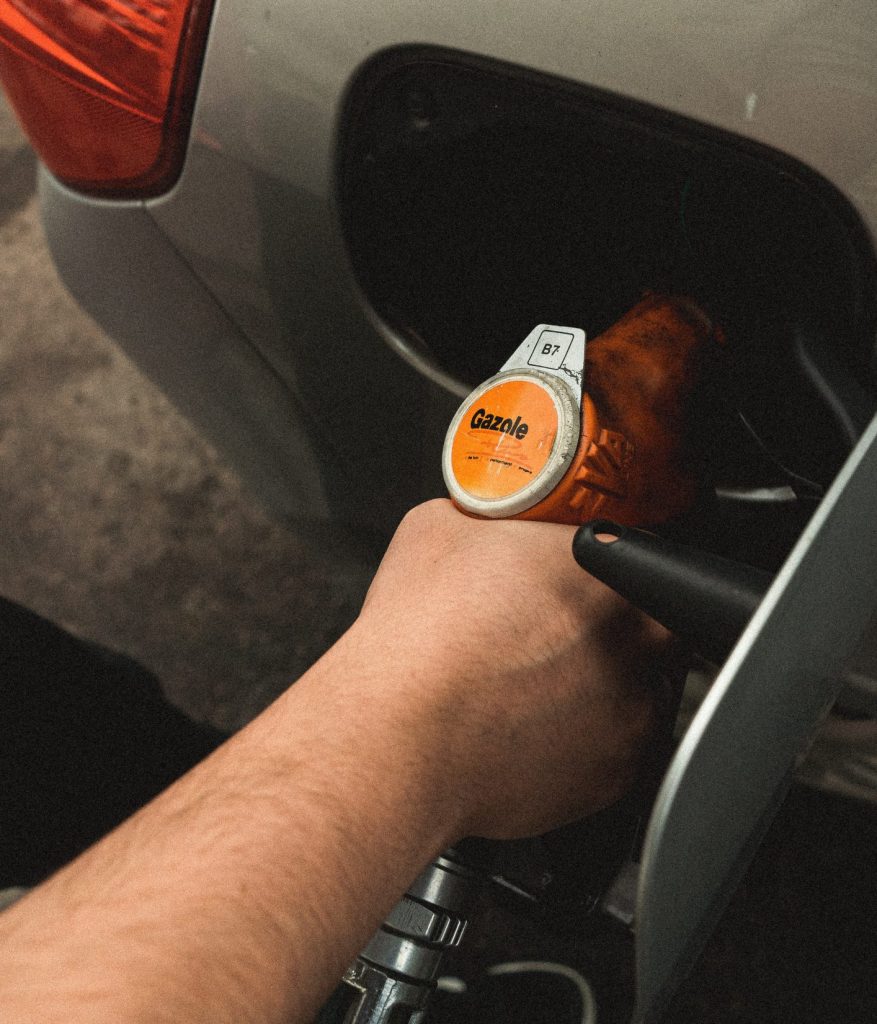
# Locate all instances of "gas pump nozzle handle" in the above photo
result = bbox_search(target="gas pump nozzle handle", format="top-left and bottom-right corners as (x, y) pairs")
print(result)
(573, 521), (773, 664)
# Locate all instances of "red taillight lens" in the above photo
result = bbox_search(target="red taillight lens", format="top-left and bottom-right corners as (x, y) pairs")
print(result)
(0, 0), (213, 196)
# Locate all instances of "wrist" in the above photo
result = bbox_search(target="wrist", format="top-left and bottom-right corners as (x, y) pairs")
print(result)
(286, 622), (468, 854)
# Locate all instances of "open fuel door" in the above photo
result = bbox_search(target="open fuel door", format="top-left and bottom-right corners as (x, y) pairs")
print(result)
(635, 411), (877, 1021)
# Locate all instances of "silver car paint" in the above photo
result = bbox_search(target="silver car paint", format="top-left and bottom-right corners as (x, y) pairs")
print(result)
(150, 0), (877, 376)
(38, 0), (877, 1017)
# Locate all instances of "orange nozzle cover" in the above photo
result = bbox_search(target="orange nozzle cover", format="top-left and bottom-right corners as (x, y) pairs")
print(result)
(445, 295), (721, 527)
(446, 374), (578, 516)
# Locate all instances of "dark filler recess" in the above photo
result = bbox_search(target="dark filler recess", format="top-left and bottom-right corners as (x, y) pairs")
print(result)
(337, 47), (877, 569)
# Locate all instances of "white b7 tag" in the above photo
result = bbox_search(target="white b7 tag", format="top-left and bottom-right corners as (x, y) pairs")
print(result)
(500, 324), (586, 403)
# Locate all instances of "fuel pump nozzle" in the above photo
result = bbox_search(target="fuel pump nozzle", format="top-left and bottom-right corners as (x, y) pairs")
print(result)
(573, 521), (772, 665)
(444, 293), (722, 528)
(340, 295), (724, 1024)
(340, 854), (481, 1024)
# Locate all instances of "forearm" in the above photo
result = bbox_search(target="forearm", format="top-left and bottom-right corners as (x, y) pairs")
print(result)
(0, 627), (459, 1024)
(0, 501), (670, 1023)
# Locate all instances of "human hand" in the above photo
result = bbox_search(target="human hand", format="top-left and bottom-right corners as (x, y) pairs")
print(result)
(0, 499), (678, 1024)
(348, 499), (679, 843)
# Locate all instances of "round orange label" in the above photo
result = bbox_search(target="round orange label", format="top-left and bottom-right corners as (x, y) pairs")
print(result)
(449, 379), (559, 500)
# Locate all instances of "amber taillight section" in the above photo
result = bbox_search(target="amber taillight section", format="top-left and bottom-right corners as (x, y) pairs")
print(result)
(0, 0), (214, 196)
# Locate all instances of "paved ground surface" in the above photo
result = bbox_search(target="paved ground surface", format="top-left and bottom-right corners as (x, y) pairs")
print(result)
(0, 96), (375, 734)
(1, 92), (875, 1022)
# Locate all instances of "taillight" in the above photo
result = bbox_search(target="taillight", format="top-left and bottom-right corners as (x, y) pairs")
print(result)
(0, 0), (214, 196)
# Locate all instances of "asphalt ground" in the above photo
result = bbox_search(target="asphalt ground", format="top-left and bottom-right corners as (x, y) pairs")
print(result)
(0, 96), (375, 734)
(1, 93), (875, 1022)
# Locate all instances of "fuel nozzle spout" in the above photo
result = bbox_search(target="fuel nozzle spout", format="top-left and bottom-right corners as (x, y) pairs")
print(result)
(572, 521), (772, 664)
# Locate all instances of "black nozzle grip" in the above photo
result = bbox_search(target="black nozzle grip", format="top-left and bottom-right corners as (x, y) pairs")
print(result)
(572, 521), (773, 664)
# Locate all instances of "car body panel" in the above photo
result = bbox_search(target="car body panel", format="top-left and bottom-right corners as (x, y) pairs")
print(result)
(153, 0), (877, 280)
(138, 0), (877, 526)
(38, 172), (334, 519)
